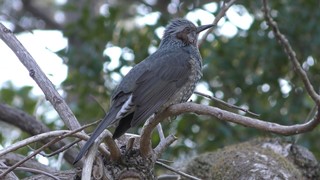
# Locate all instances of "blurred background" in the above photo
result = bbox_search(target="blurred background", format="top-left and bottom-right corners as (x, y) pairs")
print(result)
(0, 0), (319, 170)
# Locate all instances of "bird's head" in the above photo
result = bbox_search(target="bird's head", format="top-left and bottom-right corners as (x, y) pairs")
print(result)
(160, 18), (213, 47)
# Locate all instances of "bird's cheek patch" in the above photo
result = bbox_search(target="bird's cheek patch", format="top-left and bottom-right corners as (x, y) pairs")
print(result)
(176, 31), (189, 44)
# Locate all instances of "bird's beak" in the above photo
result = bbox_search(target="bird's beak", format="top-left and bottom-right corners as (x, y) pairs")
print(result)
(196, 24), (214, 33)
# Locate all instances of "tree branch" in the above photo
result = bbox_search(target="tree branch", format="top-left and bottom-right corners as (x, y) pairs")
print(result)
(0, 129), (87, 178)
(156, 161), (201, 180)
(154, 134), (177, 159)
(0, 166), (60, 180)
(104, 132), (121, 161)
(169, 102), (320, 135)
(0, 161), (18, 180)
(198, 0), (238, 46)
(140, 101), (320, 158)
(0, 103), (78, 165)
(194, 91), (259, 117)
(0, 152), (56, 174)
(262, 0), (320, 105)
(81, 130), (110, 180)
(0, 23), (80, 132)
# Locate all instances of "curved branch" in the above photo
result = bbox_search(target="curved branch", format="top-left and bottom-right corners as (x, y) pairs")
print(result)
(154, 134), (177, 159)
(104, 131), (121, 161)
(168, 102), (320, 135)
(262, 0), (320, 105)
(140, 102), (320, 153)
(140, 116), (158, 157)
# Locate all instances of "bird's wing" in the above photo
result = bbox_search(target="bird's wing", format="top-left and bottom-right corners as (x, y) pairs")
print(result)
(130, 50), (192, 126)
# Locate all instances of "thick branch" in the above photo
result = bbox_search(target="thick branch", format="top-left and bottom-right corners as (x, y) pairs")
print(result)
(0, 23), (80, 131)
(140, 102), (320, 153)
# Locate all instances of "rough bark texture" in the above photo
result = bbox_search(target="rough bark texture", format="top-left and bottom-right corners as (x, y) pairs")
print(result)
(183, 138), (320, 180)
(104, 146), (155, 179)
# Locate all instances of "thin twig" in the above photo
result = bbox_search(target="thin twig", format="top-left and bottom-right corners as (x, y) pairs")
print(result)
(0, 166), (60, 180)
(157, 159), (174, 164)
(157, 123), (165, 141)
(156, 161), (201, 180)
(0, 161), (18, 180)
(0, 127), (89, 178)
(0, 122), (106, 178)
(0, 120), (99, 157)
(44, 139), (81, 157)
(194, 91), (260, 117)
(45, 120), (101, 157)
(198, 0), (238, 46)
(262, 0), (320, 105)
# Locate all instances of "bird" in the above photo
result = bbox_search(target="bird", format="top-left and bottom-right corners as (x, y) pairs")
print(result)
(73, 18), (213, 164)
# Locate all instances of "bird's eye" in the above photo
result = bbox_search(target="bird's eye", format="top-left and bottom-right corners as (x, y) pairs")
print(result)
(185, 27), (191, 33)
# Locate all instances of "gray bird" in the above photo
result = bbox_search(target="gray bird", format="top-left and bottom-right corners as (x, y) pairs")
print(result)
(74, 18), (213, 164)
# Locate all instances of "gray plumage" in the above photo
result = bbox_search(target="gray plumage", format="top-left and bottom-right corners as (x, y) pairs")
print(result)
(74, 18), (213, 164)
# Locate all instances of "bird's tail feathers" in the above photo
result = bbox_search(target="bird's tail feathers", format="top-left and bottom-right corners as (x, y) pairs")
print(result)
(73, 112), (115, 164)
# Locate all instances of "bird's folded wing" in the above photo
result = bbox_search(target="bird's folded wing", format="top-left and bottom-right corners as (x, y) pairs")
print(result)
(131, 50), (191, 126)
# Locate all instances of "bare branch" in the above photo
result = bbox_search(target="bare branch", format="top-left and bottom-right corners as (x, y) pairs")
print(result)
(0, 103), (79, 165)
(81, 130), (110, 180)
(262, 0), (320, 105)
(154, 134), (177, 159)
(140, 115), (158, 157)
(194, 91), (260, 117)
(0, 123), (110, 178)
(156, 161), (201, 180)
(0, 130), (76, 157)
(45, 139), (81, 157)
(0, 152), (56, 174)
(0, 161), (18, 180)
(167, 102), (320, 135)
(0, 119), (99, 157)
(141, 101), (320, 157)
(198, 0), (238, 46)
(104, 131), (121, 161)
(0, 23), (80, 132)
(0, 129), (87, 178)
(157, 123), (165, 141)
(0, 166), (60, 180)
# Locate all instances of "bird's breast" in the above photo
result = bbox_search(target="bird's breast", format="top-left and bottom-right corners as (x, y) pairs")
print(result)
(164, 55), (202, 108)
